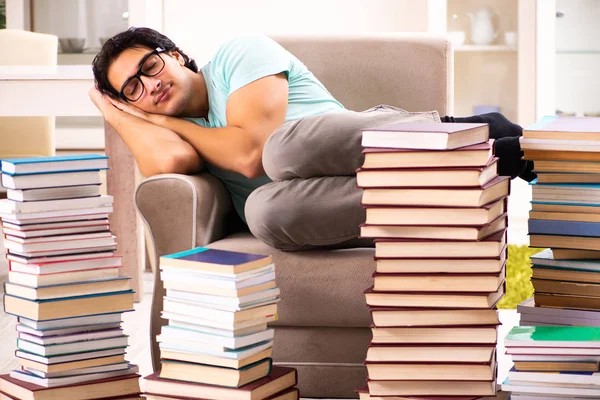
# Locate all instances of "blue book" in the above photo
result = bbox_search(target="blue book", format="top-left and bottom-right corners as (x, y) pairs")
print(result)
(529, 219), (600, 238)
(160, 247), (272, 275)
(1, 154), (108, 175)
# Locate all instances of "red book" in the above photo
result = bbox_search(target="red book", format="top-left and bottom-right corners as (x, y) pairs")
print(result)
(357, 158), (498, 189)
(361, 140), (494, 169)
(144, 366), (297, 400)
(0, 373), (140, 400)
(142, 387), (299, 400)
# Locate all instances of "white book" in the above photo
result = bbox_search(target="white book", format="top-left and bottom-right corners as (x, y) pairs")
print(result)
(1, 170), (101, 190)
(519, 314), (600, 327)
(511, 394), (598, 400)
(158, 340), (273, 360)
(1, 212), (110, 225)
(8, 244), (118, 258)
(165, 292), (280, 312)
(24, 361), (130, 379)
(16, 348), (126, 365)
(510, 354), (600, 362)
(6, 231), (112, 244)
(9, 267), (119, 287)
(0, 195), (113, 215)
(508, 369), (600, 386)
(7, 185), (101, 202)
(9, 364), (138, 388)
(520, 137), (600, 152)
(501, 378), (600, 396)
(361, 123), (488, 150)
(165, 287), (280, 308)
(517, 320), (559, 327)
(506, 347), (600, 355)
(160, 269), (276, 290)
(0, 207), (113, 223)
(3, 218), (108, 231)
(3, 224), (110, 239)
(18, 328), (124, 345)
(160, 264), (275, 280)
(162, 311), (276, 331)
(4, 235), (116, 253)
(159, 326), (274, 350)
(17, 335), (129, 356)
(16, 322), (122, 337)
(7, 250), (115, 265)
(159, 262), (275, 279)
(168, 320), (267, 338)
(162, 298), (278, 323)
(518, 298), (600, 321)
(9, 256), (122, 275)
(18, 313), (123, 330)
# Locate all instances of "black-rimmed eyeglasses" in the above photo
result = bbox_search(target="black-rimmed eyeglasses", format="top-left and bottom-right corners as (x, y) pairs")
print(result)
(119, 47), (167, 102)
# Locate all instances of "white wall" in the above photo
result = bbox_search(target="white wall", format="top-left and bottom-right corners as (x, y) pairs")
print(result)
(162, 0), (430, 65)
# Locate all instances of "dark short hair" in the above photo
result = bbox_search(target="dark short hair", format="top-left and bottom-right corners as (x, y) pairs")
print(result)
(92, 27), (198, 98)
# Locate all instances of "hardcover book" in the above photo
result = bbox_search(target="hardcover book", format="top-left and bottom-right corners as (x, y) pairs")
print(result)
(361, 122), (489, 150)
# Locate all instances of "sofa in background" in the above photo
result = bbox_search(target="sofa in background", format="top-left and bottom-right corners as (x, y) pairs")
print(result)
(104, 33), (453, 398)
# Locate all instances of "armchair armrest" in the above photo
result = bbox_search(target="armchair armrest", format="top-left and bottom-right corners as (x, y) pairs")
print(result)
(134, 172), (233, 373)
(134, 172), (233, 270)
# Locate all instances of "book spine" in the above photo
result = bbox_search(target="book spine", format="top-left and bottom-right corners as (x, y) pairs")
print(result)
(529, 219), (600, 237)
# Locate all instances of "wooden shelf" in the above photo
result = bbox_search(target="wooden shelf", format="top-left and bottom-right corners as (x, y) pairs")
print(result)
(455, 45), (518, 52)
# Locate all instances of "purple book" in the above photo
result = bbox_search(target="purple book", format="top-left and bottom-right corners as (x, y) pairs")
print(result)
(159, 247), (273, 274)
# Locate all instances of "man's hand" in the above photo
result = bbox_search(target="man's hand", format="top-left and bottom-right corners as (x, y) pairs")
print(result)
(89, 87), (161, 125)
(89, 87), (118, 116)
(105, 96), (154, 122)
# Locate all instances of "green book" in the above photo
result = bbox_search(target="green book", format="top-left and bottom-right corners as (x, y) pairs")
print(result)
(506, 326), (600, 348)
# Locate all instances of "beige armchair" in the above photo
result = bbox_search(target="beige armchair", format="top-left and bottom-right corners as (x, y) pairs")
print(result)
(105, 33), (453, 398)
(0, 29), (58, 159)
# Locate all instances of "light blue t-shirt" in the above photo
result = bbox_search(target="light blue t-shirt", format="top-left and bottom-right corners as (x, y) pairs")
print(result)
(187, 35), (346, 223)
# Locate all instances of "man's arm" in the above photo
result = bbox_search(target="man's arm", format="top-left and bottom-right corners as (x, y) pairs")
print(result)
(151, 73), (289, 178)
(89, 89), (203, 177)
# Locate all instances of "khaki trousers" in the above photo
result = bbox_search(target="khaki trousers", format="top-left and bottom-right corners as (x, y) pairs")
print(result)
(245, 105), (440, 251)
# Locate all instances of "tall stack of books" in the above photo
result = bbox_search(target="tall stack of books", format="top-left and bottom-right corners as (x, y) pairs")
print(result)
(499, 116), (600, 398)
(0, 155), (140, 399)
(354, 122), (510, 399)
(519, 116), (600, 319)
(501, 325), (600, 398)
(142, 247), (299, 400)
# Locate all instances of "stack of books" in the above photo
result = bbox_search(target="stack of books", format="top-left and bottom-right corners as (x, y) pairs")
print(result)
(354, 122), (510, 398)
(142, 247), (299, 400)
(518, 297), (600, 327)
(520, 116), (600, 315)
(0, 154), (140, 399)
(501, 325), (600, 398)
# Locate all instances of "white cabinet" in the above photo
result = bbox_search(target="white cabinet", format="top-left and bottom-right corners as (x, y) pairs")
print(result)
(554, 0), (600, 117)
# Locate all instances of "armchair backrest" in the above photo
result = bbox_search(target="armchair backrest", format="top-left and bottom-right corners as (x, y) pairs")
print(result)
(272, 33), (454, 115)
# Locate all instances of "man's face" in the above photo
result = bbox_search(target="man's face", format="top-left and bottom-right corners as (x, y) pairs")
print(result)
(107, 46), (191, 116)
